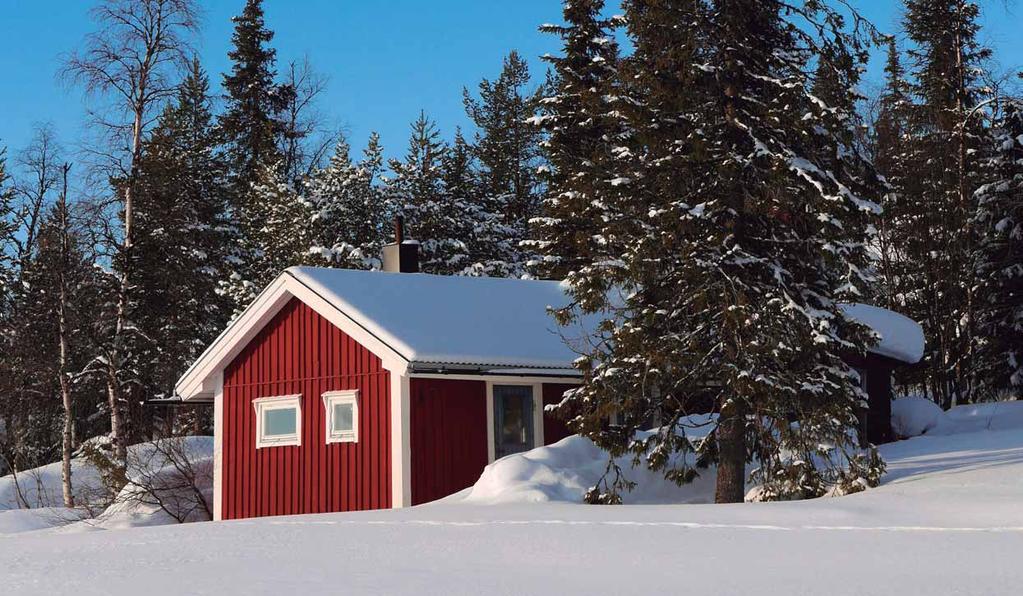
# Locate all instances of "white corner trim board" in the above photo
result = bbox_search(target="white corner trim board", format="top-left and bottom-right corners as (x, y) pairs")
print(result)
(253, 395), (303, 449)
(323, 390), (360, 444)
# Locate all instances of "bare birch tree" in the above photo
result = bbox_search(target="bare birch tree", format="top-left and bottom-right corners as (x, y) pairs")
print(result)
(56, 163), (76, 509)
(61, 0), (199, 463)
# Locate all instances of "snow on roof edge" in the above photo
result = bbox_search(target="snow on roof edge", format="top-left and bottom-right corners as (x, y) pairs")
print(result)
(842, 303), (925, 364)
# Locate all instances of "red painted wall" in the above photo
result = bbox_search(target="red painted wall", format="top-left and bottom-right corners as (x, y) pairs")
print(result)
(222, 298), (391, 520)
(542, 383), (577, 445)
(409, 378), (580, 505)
(410, 378), (488, 505)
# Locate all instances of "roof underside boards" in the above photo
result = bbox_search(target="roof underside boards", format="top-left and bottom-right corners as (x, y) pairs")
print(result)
(287, 267), (598, 370)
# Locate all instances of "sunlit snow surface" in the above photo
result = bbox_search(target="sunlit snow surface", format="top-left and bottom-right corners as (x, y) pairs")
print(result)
(2, 411), (1022, 595)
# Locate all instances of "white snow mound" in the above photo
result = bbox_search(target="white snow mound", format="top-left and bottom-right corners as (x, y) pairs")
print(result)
(891, 396), (944, 439)
(891, 398), (1023, 439)
(464, 416), (724, 505)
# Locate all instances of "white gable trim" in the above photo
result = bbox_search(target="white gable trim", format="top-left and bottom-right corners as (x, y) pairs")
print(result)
(175, 272), (410, 401)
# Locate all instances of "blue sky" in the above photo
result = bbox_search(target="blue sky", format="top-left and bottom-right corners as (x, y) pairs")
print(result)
(1, 0), (1021, 166)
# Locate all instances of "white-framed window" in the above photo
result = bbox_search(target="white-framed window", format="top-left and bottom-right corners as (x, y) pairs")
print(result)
(253, 395), (302, 448)
(323, 390), (359, 444)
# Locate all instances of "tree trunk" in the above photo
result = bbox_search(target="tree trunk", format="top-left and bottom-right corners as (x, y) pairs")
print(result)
(106, 100), (145, 465)
(57, 163), (75, 509)
(715, 398), (747, 503)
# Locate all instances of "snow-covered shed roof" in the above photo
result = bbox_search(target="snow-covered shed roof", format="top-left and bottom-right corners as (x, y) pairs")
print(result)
(841, 303), (925, 365)
(175, 267), (924, 400)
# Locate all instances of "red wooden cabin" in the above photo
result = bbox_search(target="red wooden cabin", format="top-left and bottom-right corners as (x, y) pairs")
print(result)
(176, 245), (922, 521)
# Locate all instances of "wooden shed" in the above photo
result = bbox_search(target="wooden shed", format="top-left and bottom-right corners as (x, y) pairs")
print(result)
(175, 258), (923, 520)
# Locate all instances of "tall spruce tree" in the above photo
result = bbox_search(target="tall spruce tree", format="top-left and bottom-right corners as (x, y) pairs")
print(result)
(387, 113), (476, 275)
(529, 0), (622, 281)
(132, 60), (238, 408)
(872, 40), (915, 313)
(464, 51), (547, 277)
(0, 148), (14, 313)
(546, 0), (886, 504)
(220, 0), (307, 307)
(220, 0), (293, 196)
(897, 0), (993, 406)
(304, 135), (390, 270)
(973, 102), (1023, 395)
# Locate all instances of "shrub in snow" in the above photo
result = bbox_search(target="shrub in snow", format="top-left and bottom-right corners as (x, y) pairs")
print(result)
(891, 396), (945, 439)
(103, 437), (213, 524)
(1, 436), (212, 527)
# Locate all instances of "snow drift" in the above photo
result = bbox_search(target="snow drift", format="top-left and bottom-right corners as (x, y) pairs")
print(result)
(0, 436), (213, 534)
(462, 416), (728, 505)
(891, 398), (1023, 439)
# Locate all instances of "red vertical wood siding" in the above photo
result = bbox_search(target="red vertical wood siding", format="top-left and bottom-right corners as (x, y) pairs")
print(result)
(409, 378), (488, 505)
(408, 379), (581, 505)
(542, 383), (577, 445)
(222, 298), (391, 520)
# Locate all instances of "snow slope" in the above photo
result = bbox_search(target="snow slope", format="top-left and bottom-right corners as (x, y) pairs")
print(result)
(0, 437), (213, 530)
(2, 423), (1023, 594)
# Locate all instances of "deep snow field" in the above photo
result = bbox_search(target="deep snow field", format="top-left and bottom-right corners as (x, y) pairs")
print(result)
(2, 402), (1022, 595)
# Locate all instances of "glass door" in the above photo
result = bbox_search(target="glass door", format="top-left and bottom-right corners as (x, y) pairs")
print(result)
(493, 385), (535, 459)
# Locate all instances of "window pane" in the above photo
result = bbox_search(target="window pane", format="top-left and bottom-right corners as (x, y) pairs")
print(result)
(333, 402), (354, 433)
(264, 407), (297, 437)
(493, 385), (534, 458)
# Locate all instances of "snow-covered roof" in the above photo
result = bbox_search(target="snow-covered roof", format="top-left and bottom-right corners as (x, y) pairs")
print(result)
(175, 267), (923, 400)
(842, 303), (925, 364)
(288, 267), (593, 370)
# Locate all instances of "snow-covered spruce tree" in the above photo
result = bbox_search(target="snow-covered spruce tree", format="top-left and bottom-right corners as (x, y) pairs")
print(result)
(528, 0), (623, 281)
(0, 147), (14, 322)
(220, 0), (293, 197)
(228, 161), (312, 306)
(386, 113), (472, 275)
(304, 134), (391, 270)
(973, 103), (1023, 396)
(464, 52), (548, 277)
(440, 130), (523, 278)
(548, 0), (886, 504)
(0, 148), (18, 467)
(870, 40), (915, 314)
(896, 0), (993, 406)
(132, 60), (239, 417)
(219, 0), (298, 309)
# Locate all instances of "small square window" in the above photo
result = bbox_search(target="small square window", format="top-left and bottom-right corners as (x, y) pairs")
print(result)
(253, 395), (302, 448)
(323, 390), (359, 444)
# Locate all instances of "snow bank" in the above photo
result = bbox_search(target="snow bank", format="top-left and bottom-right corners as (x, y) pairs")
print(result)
(98, 436), (214, 527)
(891, 396), (945, 439)
(939, 401), (1023, 434)
(0, 452), (106, 511)
(463, 416), (727, 505)
(0, 436), (213, 533)
(841, 303), (925, 364)
(891, 397), (1023, 439)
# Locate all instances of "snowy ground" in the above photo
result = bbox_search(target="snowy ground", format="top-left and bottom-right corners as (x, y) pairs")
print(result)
(2, 410), (1022, 595)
